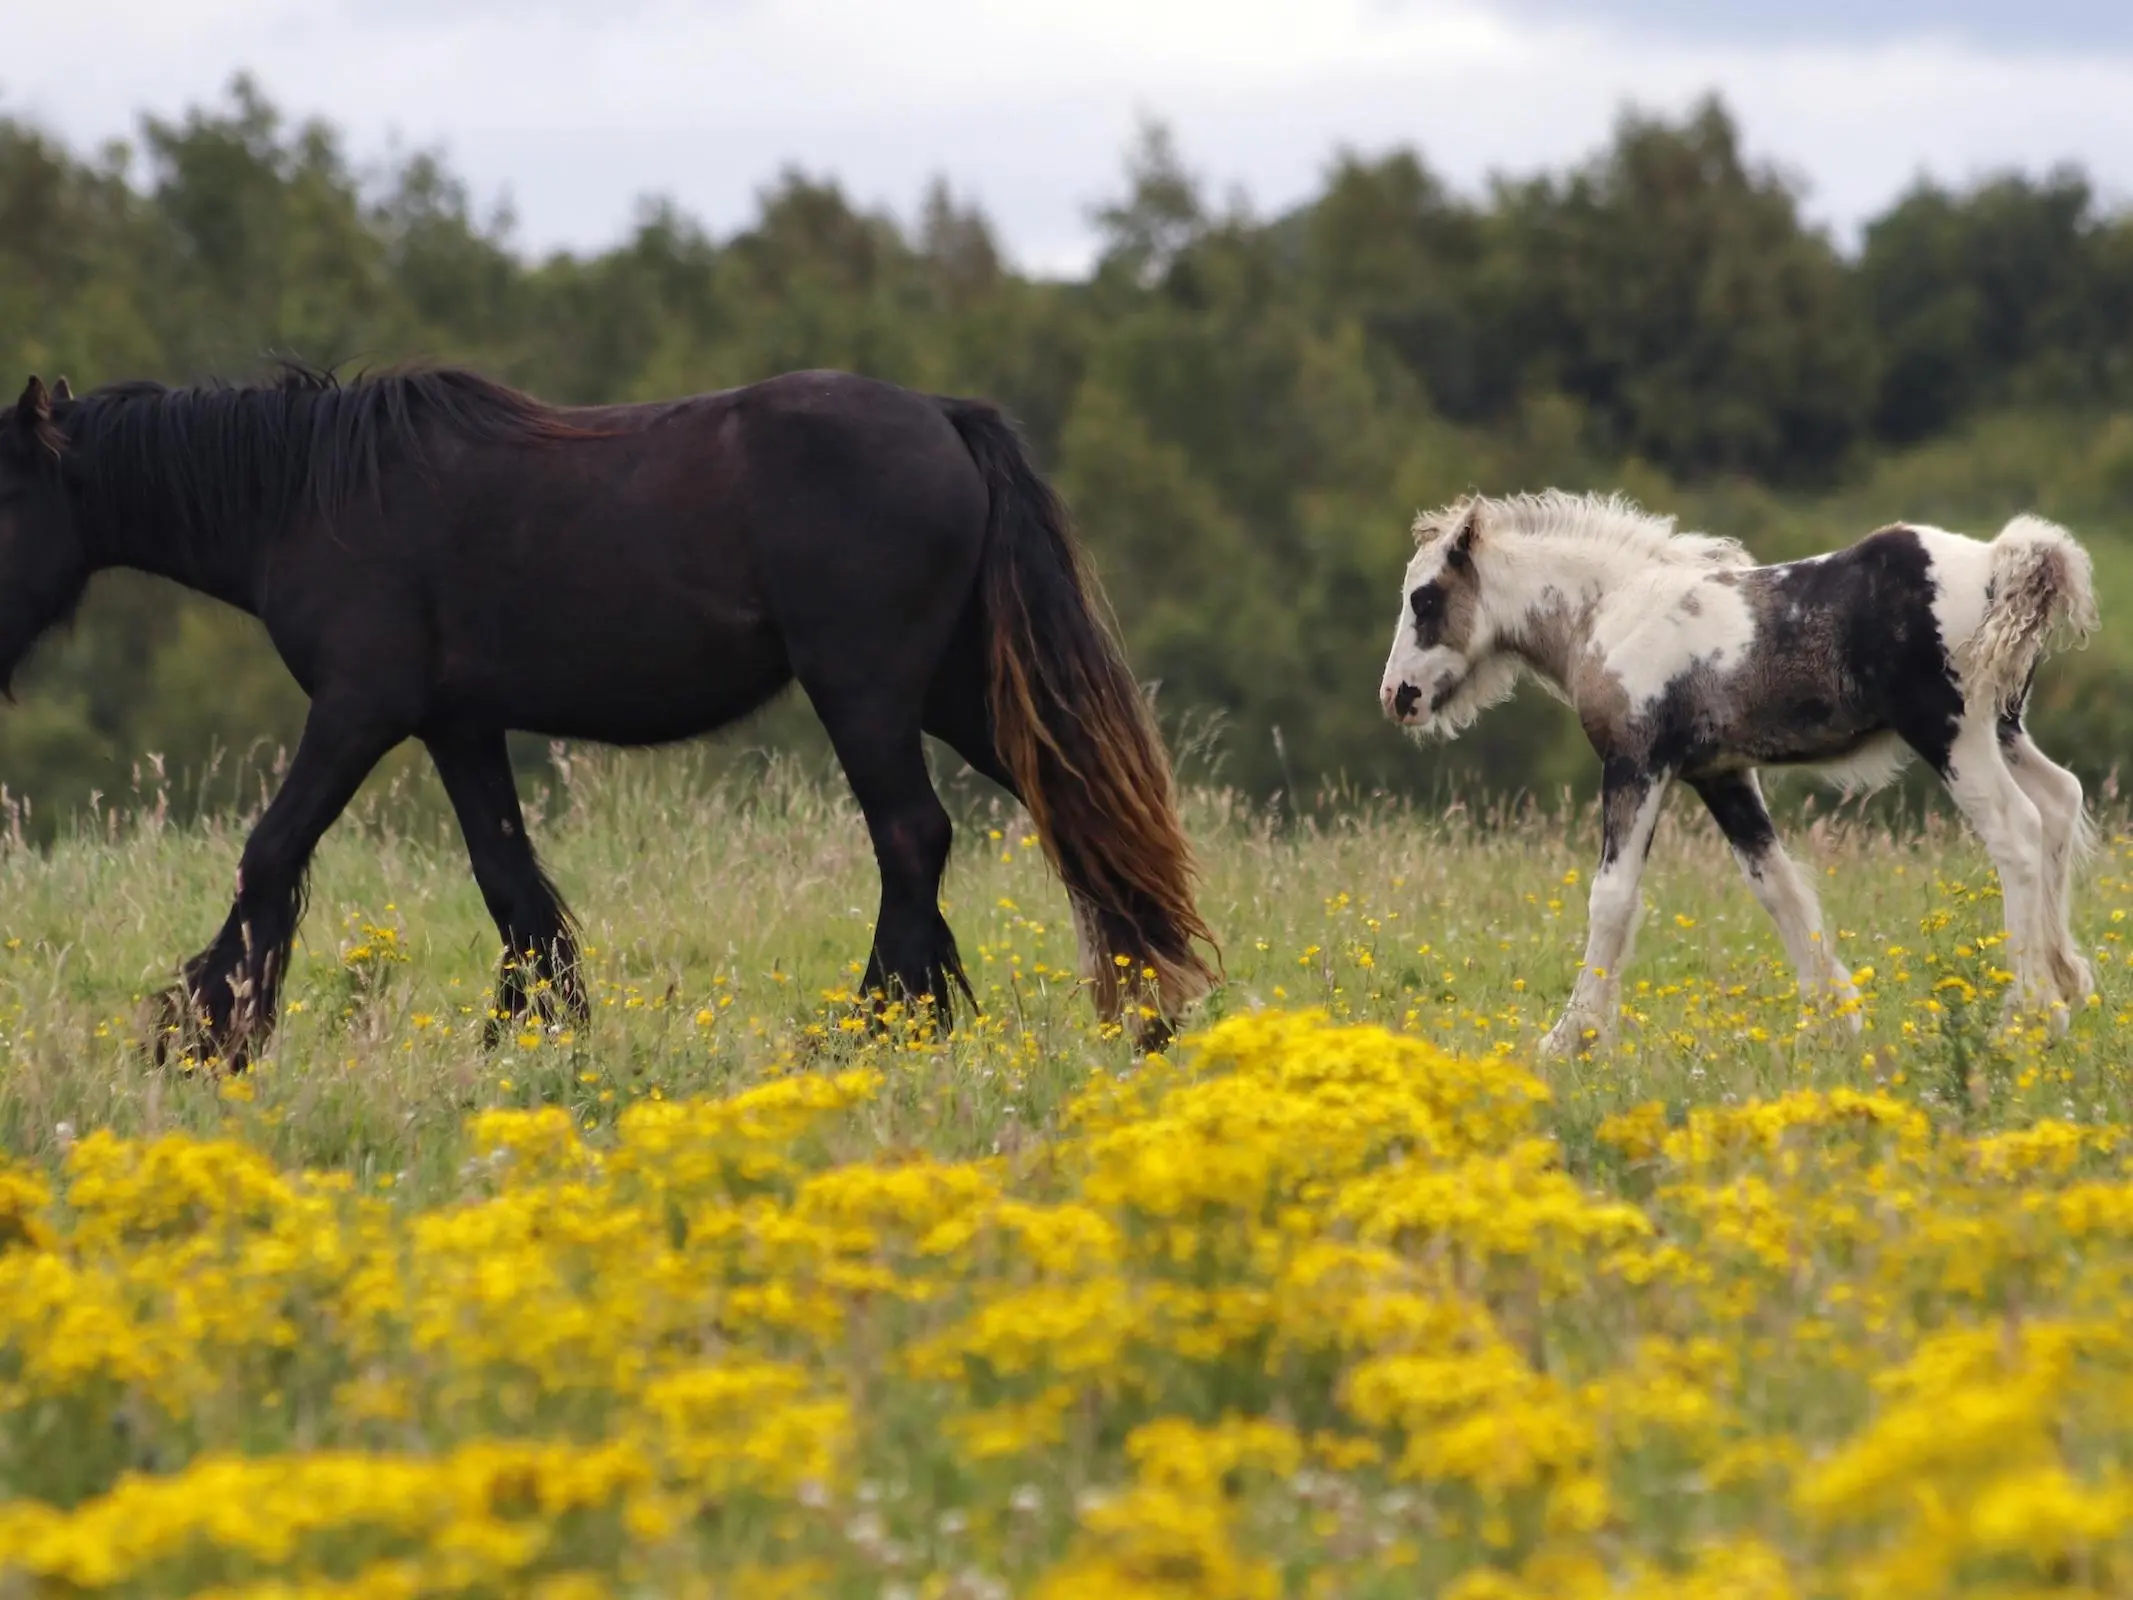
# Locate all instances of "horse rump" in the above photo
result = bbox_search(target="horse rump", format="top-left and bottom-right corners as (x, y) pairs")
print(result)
(937, 398), (1219, 1036)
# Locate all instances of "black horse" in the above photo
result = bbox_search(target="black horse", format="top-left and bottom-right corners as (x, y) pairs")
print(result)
(0, 365), (1217, 1064)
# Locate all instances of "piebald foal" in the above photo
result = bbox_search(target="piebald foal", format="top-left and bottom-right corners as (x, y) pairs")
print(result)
(1379, 491), (2099, 1057)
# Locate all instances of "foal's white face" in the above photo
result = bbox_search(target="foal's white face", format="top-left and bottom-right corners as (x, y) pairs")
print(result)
(1379, 504), (1489, 736)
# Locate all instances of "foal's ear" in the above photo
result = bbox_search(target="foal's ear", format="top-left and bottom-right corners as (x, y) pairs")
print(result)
(1445, 502), (1480, 571)
(51, 377), (72, 403)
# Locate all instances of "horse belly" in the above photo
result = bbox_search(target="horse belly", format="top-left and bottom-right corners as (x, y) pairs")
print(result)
(1738, 707), (1885, 771)
(1799, 732), (1914, 794)
(441, 605), (792, 746)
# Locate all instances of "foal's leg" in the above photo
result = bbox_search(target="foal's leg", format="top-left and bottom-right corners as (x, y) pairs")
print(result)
(1540, 767), (1672, 1058)
(1690, 771), (1860, 1030)
(426, 727), (586, 1045)
(157, 697), (404, 1067)
(1937, 716), (2058, 1021)
(813, 702), (969, 1027)
(1999, 721), (2094, 1006)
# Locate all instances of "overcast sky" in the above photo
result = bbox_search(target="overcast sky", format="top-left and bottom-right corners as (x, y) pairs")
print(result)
(9, 0), (2133, 272)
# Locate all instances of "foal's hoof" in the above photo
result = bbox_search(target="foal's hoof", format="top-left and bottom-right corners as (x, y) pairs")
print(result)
(1997, 988), (2074, 1041)
(1537, 1017), (1602, 1060)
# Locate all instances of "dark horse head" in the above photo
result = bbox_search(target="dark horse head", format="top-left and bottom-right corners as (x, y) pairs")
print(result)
(0, 376), (89, 696)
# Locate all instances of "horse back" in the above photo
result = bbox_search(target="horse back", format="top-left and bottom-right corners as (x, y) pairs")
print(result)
(263, 371), (988, 745)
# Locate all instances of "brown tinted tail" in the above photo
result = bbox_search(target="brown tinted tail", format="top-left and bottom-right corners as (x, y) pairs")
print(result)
(938, 398), (1219, 1034)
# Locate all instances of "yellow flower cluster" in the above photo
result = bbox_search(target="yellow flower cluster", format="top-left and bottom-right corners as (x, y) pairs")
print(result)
(1, 1010), (2132, 1595)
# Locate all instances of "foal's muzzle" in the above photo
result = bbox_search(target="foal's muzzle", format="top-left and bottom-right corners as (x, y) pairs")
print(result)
(1381, 673), (1455, 726)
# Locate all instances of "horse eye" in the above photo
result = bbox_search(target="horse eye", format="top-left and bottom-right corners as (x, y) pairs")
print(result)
(1410, 587), (1443, 625)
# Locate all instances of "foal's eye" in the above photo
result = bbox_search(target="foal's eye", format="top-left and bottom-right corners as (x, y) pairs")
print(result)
(1410, 586), (1445, 632)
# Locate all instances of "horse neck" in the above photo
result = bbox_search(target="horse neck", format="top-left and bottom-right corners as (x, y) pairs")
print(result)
(1484, 534), (1642, 691)
(80, 487), (268, 615)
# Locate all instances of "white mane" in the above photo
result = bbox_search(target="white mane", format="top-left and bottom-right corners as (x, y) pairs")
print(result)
(1418, 489), (1753, 571)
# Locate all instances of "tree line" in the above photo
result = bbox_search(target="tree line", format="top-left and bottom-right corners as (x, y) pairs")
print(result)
(6, 77), (2133, 830)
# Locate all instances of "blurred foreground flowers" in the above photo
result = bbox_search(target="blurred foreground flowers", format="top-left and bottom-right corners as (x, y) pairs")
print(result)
(0, 1009), (2130, 1595)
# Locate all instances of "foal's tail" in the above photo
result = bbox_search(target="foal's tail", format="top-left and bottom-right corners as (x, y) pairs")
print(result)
(1960, 514), (2101, 716)
(938, 398), (1219, 1032)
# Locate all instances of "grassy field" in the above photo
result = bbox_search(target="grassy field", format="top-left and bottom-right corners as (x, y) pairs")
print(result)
(2, 747), (2132, 1597)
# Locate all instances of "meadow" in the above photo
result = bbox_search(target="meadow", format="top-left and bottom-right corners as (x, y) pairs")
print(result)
(2, 746), (2132, 1596)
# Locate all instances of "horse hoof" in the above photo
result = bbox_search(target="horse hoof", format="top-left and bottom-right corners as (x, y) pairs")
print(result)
(1132, 1012), (1177, 1057)
(145, 987), (249, 1074)
(145, 987), (202, 1068)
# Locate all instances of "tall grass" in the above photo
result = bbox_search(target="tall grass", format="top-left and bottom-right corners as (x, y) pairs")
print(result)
(3, 748), (2127, 1195)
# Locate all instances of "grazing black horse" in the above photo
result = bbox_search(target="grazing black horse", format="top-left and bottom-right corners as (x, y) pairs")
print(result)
(0, 365), (1218, 1064)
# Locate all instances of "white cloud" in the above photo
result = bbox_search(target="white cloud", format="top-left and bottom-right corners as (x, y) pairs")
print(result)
(7, 0), (2133, 271)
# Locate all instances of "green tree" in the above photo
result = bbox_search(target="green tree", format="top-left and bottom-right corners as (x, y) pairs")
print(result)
(7, 82), (2133, 831)
(1485, 97), (1874, 481)
(1860, 169), (2133, 442)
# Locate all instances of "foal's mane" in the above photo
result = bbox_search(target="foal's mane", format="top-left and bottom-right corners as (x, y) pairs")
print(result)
(1423, 489), (1753, 571)
(53, 361), (590, 564)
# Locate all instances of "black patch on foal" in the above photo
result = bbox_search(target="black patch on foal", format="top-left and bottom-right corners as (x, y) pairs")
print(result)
(1691, 772), (1778, 861)
(1818, 526), (1965, 773)
(1409, 583), (1446, 646)
(1997, 663), (2038, 749)
(1619, 524), (1964, 784)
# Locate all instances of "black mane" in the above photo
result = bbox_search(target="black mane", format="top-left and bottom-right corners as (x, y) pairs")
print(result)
(57, 362), (581, 565)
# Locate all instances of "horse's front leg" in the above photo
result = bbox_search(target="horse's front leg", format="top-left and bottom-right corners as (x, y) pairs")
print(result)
(1540, 764), (1672, 1059)
(155, 697), (403, 1069)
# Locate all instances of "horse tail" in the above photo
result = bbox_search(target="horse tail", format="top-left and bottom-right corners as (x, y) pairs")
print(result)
(937, 397), (1219, 1034)
(1959, 513), (2100, 717)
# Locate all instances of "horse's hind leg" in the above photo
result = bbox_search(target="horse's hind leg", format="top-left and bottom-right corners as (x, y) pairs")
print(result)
(1936, 716), (2059, 1022)
(927, 630), (1182, 1047)
(2000, 719), (2094, 1006)
(426, 727), (586, 1045)
(812, 702), (967, 1028)
(922, 629), (1018, 799)
(157, 696), (402, 1068)
(926, 653), (1152, 1042)
(1690, 771), (1859, 1029)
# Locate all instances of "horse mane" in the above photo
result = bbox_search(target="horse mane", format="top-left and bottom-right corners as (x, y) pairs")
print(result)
(54, 361), (593, 566)
(1419, 489), (1753, 570)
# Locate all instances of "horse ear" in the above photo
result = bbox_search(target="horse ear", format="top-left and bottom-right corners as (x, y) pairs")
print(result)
(51, 377), (72, 403)
(16, 376), (50, 427)
(10, 376), (63, 462)
(1445, 502), (1479, 570)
